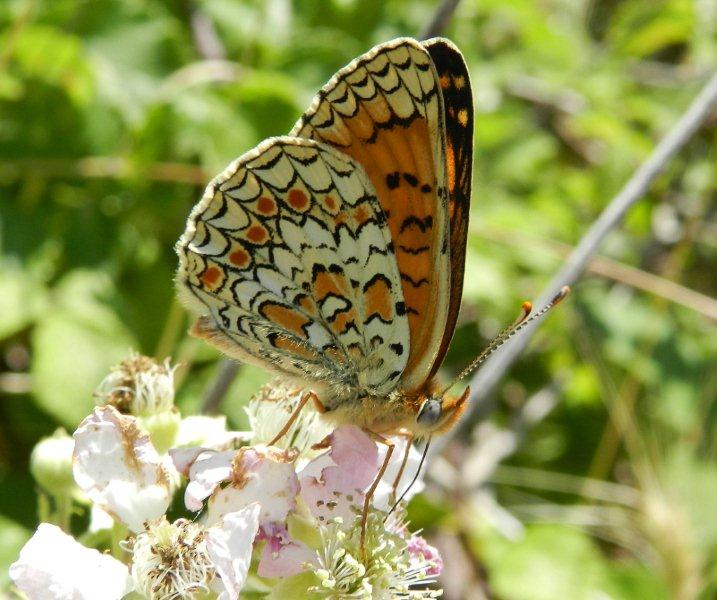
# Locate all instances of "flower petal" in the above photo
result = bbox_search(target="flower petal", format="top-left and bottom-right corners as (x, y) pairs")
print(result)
(182, 450), (235, 511)
(298, 425), (377, 523)
(257, 524), (317, 578)
(72, 406), (172, 532)
(205, 446), (300, 526)
(206, 504), (261, 600)
(9, 523), (132, 600)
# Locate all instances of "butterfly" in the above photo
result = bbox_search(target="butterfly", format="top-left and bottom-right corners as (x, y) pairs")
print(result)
(177, 37), (473, 442)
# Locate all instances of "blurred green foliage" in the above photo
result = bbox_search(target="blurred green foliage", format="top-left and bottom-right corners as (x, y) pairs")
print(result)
(1, 0), (717, 597)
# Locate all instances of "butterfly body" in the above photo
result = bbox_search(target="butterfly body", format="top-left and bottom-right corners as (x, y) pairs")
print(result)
(177, 37), (473, 438)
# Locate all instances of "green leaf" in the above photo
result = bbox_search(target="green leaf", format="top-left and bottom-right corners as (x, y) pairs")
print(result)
(0, 260), (45, 339)
(479, 525), (610, 600)
(31, 270), (136, 426)
(8, 24), (94, 105)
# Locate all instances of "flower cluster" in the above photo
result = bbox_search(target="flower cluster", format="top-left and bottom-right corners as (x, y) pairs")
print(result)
(10, 355), (442, 599)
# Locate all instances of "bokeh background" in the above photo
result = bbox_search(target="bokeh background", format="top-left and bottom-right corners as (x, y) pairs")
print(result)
(2, 0), (717, 598)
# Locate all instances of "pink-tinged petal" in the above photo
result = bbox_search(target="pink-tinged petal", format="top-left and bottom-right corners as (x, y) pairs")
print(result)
(9, 523), (132, 600)
(73, 407), (172, 532)
(299, 425), (377, 523)
(373, 435), (425, 511)
(206, 504), (261, 600)
(169, 447), (206, 477)
(258, 539), (316, 577)
(255, 523), (317, 578)
(407, 534), (443, 576)
(206, 446), (299, 526)
(182, 450), (235, 511)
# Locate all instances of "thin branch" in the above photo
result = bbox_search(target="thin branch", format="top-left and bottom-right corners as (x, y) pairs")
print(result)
(201, 360), (241, 414)
(418, 0), (462, 40)
(474, 225), (717, 321)
(453, 71), (717, 435)
(184, 0), (226, 60)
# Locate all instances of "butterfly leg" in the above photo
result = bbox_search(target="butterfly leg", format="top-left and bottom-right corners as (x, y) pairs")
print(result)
(360, 431), (395, 556)
(267, 390), (317, 446)
(389, 430), (414, 498)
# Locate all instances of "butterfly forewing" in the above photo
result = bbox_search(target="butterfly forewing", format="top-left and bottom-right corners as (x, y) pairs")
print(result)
(177, 137), (410, 398)
(422, 38), (473, 380)
(291, 37), (452, 392)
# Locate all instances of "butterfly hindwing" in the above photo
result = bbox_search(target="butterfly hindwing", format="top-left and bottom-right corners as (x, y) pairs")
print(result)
(177, 137), (410, 398)
(291, 37), (452, 391)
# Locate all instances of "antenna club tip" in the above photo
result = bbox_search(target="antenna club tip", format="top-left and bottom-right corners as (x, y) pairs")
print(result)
(521, 301), (533, 314)
(553, 285), (571, 304)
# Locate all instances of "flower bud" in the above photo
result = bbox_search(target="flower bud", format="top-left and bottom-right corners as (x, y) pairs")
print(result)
(137, 410), (181, 455)
(95, 353), (176, 416)
(30, 429), (76, 497)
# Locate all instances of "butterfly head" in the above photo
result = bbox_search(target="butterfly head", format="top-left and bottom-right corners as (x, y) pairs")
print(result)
(414, 386), (470, 435)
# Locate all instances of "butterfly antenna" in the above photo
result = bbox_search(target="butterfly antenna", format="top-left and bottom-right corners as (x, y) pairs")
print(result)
(440, 285), (571, 395)
(387, 437), (432, 517)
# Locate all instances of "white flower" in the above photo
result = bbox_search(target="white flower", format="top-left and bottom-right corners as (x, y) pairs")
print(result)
(125, 505), (261, 600)
(206, 504), (262, 600)
(73, 406), (173, 532)
(304, 511), (442, 599)
(179, 449), (235, 512)
(9, 523), (132, 600)
(178, 444), (300, 526)
(128, 517), (215, 599)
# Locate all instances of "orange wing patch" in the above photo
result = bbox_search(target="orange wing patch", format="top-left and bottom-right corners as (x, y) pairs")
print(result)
(292, 38), (451, 389)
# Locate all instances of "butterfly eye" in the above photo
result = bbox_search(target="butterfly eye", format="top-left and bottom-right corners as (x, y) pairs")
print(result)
(417, 398), (442, 427)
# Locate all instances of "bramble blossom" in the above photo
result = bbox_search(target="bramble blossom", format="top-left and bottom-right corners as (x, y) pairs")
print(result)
(10, 355), (442, 599)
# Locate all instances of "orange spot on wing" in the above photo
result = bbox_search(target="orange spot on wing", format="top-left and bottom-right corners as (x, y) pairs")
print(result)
(200, 266), (222, 289)
(364, 278), (392, 321)
(229, 248), (250, 268)
(439, 74), (451, 89)
(353, 204), (370, 225)
(288, 189), (309, 210)
(314, 271), (348, 301)
(457, 108), (469, 127)
(246, 225), (268, 243)
(330, 310), (358, 336)
(260, 303), (310, 338)
(324, 195), (336, 210)
(297, 294), (318, 317)
(445, 141), (456, 193)
(257, 196), (277, 215)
